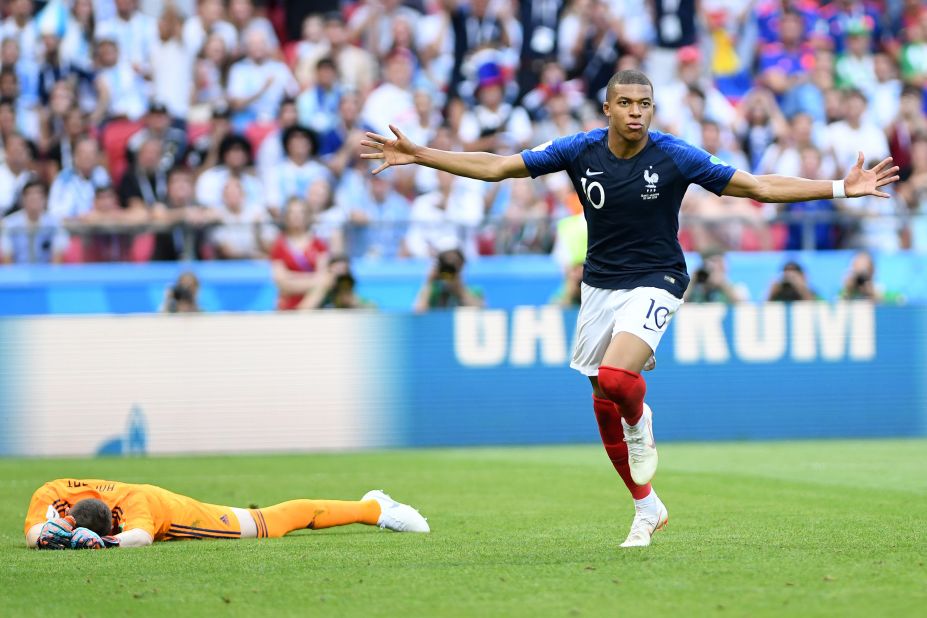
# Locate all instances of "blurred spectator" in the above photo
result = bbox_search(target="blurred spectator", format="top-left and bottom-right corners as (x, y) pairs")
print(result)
(299, 253), (371, 310)
(0, 180), (68, 264)
(294, 12), (377, 95)
(0, 132), (37, 216)
(413, 247), (483, 312)
(817, 1), (883, 55)
(700, 120), (749, 173)
(899, 17), (927, 87)
(899, 135), (927, 249)
(151, 165), (219, 260)
(402, 87), (441, 152)
(91, 31), (151, 123)
(1, 0), (40, 64)
(36, 25), (91, 108)
(209, 174), (275, 259)
(757, 111), (835, 178)
(48, 136), (111, 220)
(360, 48), (416, 137)
(887, 85), (927, 179)
(150, 5), (192, 122)
(684, 251), (749, 303)
(868, 53), (902, 130)
(77, 185), (137, 262)
(269, 199), (329, 311)
(0, 39), (40, 140)
(126, 103), (187, 171)
(767, 260), (818, 302)
(264, 125), (331, 214)
(303, 180), (344, 254)
(195, 134), (263, 210)
(405, 169), (484, 259)
(838, 249), (897, 302)
(227, 28), (297, 131)
(550, 261), (583, 307)
(342, 169), (409, 259)
(459, 61), (532, 154)
(781, 146), (841, 250)
(190, 32), (231, 116)
(318, 91), (370, 167)
(227, 0), (278, 54)
(162, 271), (201, 312)
(833, 21), (876, 93)
(738, 88), (788, 172)
(182, 0), (237, 56)
(101, 0), (158, 72)
(60, 0), (97, 81)
(254, 96), (297, 181)
(347, 0), (421, 57)
(119, 137), (167, 212)
(296, 56), (342, 136)
(44, 105), (87, 175)
(493, 176), (554, 255)
(185, 104), (231, 171)
(757, 10), (815, 103)
(824, 89), (889, 176)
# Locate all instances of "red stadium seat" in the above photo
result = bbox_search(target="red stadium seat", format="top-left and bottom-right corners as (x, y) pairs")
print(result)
(244, 121), (278, 153)
(100, 119), (144, 186)
(130, 233), (155, 262)
(61, 236), (85, 264)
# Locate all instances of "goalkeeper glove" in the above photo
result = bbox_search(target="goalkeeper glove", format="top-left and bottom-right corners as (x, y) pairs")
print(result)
(37, 516), (76, 550)
(70, 527), (121, 549)
(70, 527), (104, 549)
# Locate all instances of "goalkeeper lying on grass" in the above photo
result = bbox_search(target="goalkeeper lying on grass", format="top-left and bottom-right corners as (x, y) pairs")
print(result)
(25, 479), (429, 549)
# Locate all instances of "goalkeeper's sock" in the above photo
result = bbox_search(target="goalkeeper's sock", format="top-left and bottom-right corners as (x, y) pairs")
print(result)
(593, 395), (652, 500)
(253, 500), (381, 538)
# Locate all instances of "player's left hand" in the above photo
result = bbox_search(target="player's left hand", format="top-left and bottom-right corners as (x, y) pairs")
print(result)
(70, 527), (105, 549)
(844, 152), (900, 198)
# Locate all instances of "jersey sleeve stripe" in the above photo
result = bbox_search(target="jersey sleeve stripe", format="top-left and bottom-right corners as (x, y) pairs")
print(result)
(169, 523), (241, 536)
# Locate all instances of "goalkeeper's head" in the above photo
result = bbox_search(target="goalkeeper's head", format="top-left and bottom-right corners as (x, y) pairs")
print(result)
(70, 499), (113, 537)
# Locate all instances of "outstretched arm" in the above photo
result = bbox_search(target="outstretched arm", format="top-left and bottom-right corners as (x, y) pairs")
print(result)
(722, 152), (899, 203)
(361, 125), (531, 182)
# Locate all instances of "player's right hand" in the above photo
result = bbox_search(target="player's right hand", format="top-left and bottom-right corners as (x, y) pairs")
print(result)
(37, 516), (76, 550)
(70, 527), (105, 549)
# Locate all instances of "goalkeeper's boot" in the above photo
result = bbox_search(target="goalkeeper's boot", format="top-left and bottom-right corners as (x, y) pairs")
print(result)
(620, 494), (668, 548)
(622, 403), (658, 485)
(362, 490), (430, 533)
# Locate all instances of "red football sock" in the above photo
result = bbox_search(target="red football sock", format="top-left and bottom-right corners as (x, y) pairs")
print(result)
(593, 395), (652, 499)
(597, 366), (646, 425)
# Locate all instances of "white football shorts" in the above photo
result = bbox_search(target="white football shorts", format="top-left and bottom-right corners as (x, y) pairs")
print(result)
(570, 283), (684, 376)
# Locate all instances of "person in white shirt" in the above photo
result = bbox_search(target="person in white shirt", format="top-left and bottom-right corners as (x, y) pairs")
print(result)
(91, 30), (150, 122)
(359, 49), (417, 137)
(0, 132), (35, 217)
(150, 6), (192, 121)
(181, 0), (237, 55)
(209, 174), (275, 259)
(99, 0), (158, 73)
(227, 0), (278, 55)
(0, 180), (68, 264)
(1, 0), (40, 63)
(194, 134), (264, 210)
(405, 169), (484, 259)
(825, 88), (890, 176)
(263, 125), (332, 215)
(226, 28), (297, 131)
(48, 136), (111, 220)
(457, 67), (533, 155)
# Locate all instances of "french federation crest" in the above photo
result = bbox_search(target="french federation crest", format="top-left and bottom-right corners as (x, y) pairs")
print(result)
(642, 166), (660, 200)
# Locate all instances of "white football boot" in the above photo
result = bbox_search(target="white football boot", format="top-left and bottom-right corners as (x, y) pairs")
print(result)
(620, 495), (668, 548)
(362, 490), (430, 533)
(621, 403), (658, 485)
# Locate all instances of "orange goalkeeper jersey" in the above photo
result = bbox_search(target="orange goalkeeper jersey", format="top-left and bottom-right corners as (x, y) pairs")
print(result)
(24, 479), (242, 541)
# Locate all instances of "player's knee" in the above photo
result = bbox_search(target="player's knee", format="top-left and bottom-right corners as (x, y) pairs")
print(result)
(597, 366), (646, 407)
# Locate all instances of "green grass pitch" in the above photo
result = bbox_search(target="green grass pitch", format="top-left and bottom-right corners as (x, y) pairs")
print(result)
(1, 440), (925, 617)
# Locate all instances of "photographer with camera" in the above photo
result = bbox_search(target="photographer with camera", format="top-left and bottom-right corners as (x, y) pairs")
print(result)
(299, 254), (371, 310)
(838, 250), (904, 303)
(683, 251), (749, 304)
(162, 272), (202, 313)
(767, 260), (819, 302)
(413, 248), (483, 312)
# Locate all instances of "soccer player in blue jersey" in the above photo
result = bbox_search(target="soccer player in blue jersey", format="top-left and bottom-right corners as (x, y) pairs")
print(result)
(361, 70), (900, 548)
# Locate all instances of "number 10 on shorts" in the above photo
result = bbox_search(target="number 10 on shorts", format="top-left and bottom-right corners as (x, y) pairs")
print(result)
(643, 298), (670, 332)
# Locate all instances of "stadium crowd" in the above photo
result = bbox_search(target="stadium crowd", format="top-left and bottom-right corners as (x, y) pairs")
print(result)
(0, 0), (926, 304)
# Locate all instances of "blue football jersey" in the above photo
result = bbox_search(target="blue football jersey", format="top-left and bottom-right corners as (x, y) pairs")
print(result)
(521, 128), (737, 298)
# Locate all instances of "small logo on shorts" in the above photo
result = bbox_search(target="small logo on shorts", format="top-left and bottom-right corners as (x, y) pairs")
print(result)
(663, 275), (676, 284)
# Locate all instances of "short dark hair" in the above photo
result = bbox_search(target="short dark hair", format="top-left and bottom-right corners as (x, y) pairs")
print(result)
(606, 70), (653, 101)
(70, 498), (113, 537)
(282, 125), (319, 156)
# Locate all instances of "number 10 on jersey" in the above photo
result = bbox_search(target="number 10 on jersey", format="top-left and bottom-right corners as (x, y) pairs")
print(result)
(580, 177), (605, 209)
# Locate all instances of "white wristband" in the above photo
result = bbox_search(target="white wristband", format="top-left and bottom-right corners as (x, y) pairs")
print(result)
(832, 179), (846, 199)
